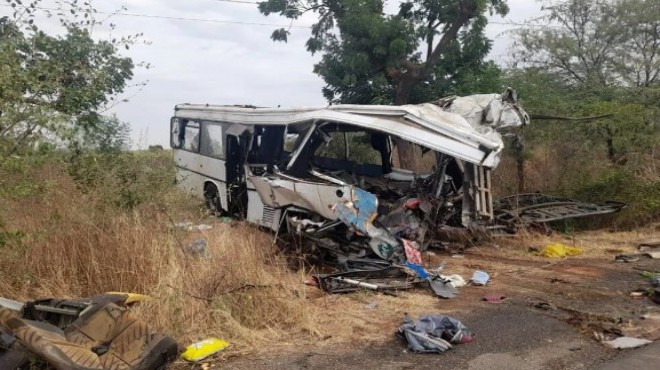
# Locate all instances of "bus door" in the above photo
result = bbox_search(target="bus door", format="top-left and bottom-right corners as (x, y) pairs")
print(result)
(226, 132), (249, 217)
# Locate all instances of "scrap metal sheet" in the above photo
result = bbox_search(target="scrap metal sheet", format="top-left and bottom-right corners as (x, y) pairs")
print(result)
(494, 193), (626, 225)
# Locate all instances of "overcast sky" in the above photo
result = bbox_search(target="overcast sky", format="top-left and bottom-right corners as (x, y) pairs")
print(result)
(1, 0), (543, 148)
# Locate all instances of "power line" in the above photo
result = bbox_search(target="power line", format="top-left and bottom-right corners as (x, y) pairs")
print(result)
(0, 3), (310, 28)
(209, 0), (261, 4)
(0, 4), (556, 30)
(489, 20), (560, 28)
(203, 0), (559, 29)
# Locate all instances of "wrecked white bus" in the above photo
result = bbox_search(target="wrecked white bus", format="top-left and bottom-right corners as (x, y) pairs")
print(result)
(170, 92), (529, 262)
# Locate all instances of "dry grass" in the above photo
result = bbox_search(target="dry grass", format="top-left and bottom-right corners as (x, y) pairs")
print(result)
(0, 160), (322, 348)
(0, 157), (444, 356)
(1, 153), (657, 363)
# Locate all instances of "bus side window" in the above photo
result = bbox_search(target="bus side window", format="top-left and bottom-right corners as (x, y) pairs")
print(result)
(183, 121), (200, 153)
(200, 122), (224, 159)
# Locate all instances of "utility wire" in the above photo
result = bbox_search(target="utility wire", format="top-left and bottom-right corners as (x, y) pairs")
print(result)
(0, 3), (311, 28)
(0, 3), (554, 29)
(207, 0), (558, 28)
(209, 0), (260, 4)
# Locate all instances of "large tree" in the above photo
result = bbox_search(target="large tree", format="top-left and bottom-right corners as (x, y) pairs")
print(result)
(513, 0), (660, 88)
(0, 0), (137, 159)
(511, 0), (660, 164)
(259, 0), (509, 168)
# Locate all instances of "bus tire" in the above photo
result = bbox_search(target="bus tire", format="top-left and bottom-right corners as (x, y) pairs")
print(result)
(204, 183), (222, 216)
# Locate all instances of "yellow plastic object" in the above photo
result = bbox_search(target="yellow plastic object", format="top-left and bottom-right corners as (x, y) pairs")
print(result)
(105, 292), (152, 304)
(540, 243), (583, 258)
(181, 338), (229, 362)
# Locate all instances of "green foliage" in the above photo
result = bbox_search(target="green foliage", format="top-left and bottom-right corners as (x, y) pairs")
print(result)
(0, 0), (138, 160)
(499, 66), (660, 227)
(0, 216), (24, 250)
(317, 131), (382, 164)
(270, 27), (290, 42)
(505, 68), (659, 169)
(0, 153), (54, 199)
(512, 0), (660, 88)
(571, 168), (660, 227)
(259, 0), (509, 104)
(66, 150), (175, 210)
(70, 114), (131, 152)
(410, 60), (503, 103)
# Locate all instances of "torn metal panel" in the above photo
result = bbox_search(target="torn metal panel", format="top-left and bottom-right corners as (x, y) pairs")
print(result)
(333, 187), (403, 261)
(315, 267), (416, 293)
(333, 187), (378, 233)
(249, 174), (353, 220)
(494, 193), (626, 225)
(435, 89), (530, 131)
(462, 163), (494, 226)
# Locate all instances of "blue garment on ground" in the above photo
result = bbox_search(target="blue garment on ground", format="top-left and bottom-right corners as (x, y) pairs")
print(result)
(397, 315), (473, 353)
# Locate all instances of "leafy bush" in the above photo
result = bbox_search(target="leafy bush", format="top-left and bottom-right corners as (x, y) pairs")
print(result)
(66, 150), (175, 210)
(571, 168), (660, 227)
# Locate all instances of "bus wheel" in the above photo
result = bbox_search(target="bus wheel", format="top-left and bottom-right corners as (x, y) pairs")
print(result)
(204, 183), (222, 216)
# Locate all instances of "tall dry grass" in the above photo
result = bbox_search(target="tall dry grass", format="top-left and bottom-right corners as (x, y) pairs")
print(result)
(0, 153), (465, 355)
(0, 154), (324, 350)
(3, 147), (656, 360)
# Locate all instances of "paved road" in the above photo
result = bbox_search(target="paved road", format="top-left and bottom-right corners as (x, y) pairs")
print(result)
(217, 234), (659, 370)
(224, 302), (619, 370)
(591, 341), (660, 370)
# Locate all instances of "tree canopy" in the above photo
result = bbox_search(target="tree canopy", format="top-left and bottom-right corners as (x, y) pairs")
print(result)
(260, 0), (508, 105)
(259, 0), (509, 167)
(507, 0), (659, 186)
(512, 0), (660, 88)
(0, 0), (137, 158)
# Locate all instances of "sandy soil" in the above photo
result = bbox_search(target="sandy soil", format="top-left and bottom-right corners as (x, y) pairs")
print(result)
(173, 224), (660, 369)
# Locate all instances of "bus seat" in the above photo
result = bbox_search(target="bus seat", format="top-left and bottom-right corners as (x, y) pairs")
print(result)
(0, 302), (177, 370)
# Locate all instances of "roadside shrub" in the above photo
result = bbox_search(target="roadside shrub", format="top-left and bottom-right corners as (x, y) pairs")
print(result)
(571, 168), (660, 227)
(66, 150), (175, 210)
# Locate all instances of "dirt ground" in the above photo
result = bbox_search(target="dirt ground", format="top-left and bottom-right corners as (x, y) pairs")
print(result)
(172, 224), (660, 369)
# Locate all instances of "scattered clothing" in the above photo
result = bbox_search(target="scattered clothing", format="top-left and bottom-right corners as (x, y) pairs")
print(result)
(471, 271), (490, 286)
(540, 243), (583, 258)
(404, 262), (429, 280)
(403, 240), (423, 265)
(398, 315), (473, 353)
(482, 293), (507, 303)
(441, 274), (467, 288)
(604, 336), (652, 349)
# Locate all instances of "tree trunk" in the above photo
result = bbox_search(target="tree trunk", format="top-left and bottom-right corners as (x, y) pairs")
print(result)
(516, 157), (525, 193)
(393, 76), (417, 170)
(606, 138), (616, 163)
(513, 134), (526, 193)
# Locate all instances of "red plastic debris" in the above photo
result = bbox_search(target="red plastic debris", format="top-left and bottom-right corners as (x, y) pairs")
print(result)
(482, 293), (507, 304)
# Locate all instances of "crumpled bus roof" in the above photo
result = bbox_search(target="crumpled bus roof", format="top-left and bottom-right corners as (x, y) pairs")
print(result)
(174, 101), (509, 168)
